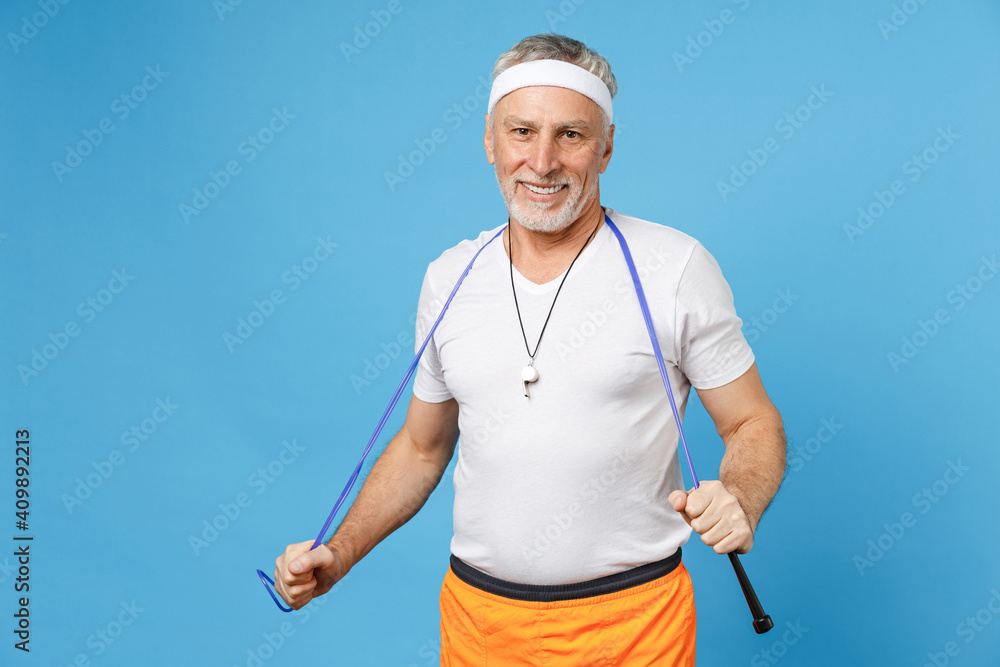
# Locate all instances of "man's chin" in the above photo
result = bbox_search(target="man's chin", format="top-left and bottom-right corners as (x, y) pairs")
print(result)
(523, 221), (579, 234)
(510, 207), (573, 233)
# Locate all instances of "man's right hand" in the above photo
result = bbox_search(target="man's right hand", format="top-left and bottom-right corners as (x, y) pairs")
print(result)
(274, 540), (347, 610)
(270, 397), (458, 611)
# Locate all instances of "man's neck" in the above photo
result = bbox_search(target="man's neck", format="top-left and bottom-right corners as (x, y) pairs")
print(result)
(504, 197), (605, 285)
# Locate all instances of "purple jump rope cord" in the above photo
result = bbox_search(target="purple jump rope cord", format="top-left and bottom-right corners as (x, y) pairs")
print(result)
(603, 217), (701, 488)
(257, 214), (702, 611)
(256, 226), (507, 612)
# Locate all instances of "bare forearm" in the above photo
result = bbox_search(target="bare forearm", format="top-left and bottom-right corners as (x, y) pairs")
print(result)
(719, 413), (786, 531)
(327, 430), (454, 571)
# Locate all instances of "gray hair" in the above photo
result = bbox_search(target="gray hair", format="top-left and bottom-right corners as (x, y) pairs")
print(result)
(491, 34), (617, 140)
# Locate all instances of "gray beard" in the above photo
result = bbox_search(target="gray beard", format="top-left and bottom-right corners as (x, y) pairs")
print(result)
(496, 169), (598, 233)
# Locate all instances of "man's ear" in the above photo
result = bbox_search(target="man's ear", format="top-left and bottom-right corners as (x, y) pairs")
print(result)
(484, 114), (496, 165)
(599, 123), (614, 174)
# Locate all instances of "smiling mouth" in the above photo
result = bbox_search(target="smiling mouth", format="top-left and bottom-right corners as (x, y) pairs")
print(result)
(521, 182), (566, 195)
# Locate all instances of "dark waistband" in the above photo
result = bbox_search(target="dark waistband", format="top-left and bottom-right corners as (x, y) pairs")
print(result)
(448, 548), (682, 603)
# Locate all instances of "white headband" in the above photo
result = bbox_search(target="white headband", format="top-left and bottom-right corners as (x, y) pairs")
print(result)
(487, 59), (613, 124)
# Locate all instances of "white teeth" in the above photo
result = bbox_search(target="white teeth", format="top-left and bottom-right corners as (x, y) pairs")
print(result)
(522, 183), (564, 194)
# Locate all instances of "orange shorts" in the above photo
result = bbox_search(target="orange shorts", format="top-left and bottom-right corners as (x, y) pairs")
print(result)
(439, 551), (696, 666)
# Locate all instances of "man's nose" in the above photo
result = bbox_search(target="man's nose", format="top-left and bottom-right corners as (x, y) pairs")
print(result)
(525, 136), (561, 175)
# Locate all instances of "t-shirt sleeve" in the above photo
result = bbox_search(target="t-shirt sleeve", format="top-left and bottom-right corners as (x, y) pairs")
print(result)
(674, 242), (755, 389)
(412, 266), (454, 403)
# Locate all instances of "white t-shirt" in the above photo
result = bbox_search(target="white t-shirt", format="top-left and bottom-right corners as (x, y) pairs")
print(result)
(413, 207), (755, 585)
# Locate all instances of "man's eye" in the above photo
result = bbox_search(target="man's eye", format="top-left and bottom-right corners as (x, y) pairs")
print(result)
(565, 131), (579, 139)
(515, 128), (530, 136)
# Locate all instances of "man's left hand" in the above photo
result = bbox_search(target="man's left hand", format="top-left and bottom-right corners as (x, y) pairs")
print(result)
(668, 480), (754, 555)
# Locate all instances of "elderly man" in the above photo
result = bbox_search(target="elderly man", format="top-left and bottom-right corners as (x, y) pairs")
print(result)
(274, 34), (785, 665)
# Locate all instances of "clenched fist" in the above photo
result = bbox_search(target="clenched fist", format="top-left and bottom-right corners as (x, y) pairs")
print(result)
(273, 540), (347, 610)
(669, 480), (754, 555)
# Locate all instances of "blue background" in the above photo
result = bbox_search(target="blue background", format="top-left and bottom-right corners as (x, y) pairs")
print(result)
(2, 0), (998, 665)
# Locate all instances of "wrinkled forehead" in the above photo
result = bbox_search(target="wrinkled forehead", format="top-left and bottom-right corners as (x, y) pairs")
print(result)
(487, 59), (613, 124)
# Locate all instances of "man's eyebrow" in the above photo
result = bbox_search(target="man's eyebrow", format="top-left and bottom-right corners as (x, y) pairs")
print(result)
(501, 117), (595, 132)
(502, 117), (539, 130)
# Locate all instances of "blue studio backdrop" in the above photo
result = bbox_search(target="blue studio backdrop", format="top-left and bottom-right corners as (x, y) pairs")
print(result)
(2, 1), (998, 665)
